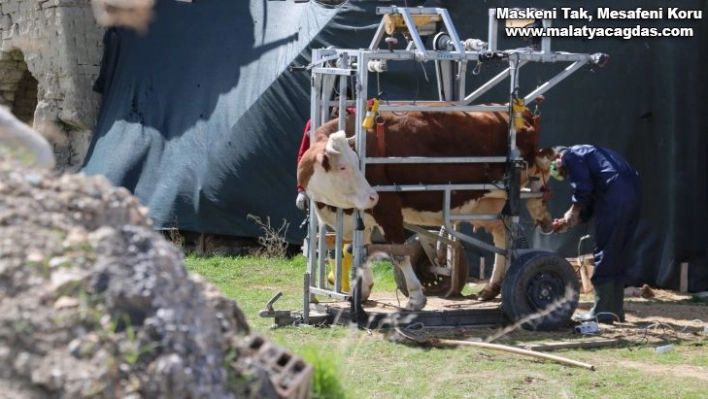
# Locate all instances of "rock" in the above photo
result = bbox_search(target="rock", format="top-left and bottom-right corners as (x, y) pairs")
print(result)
(53, 296), (79, 309)
(0, 154), (310, 398)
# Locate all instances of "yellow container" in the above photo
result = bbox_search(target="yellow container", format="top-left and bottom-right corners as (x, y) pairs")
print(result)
(327, 245), (352, 292)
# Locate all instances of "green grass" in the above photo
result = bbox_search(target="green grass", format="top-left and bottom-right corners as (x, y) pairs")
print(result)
(185, 254), (708, 399)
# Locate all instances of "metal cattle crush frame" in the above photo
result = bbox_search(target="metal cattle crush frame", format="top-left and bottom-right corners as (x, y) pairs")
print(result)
(262, 6), (608, 330)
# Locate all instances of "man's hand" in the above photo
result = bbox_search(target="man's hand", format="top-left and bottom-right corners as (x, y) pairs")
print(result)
(296, 191), (309, 211)
(552, 206), (580, 233)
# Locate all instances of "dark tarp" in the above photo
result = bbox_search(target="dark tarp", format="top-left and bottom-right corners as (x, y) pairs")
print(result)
(83, 0), (708, 292)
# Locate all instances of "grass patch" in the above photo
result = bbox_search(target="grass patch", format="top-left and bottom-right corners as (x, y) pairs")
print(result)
(299, 345), (347, 399)
(185, 254), (708, 399)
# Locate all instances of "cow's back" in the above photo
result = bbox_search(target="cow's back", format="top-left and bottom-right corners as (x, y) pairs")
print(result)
(359, 110), (536, 212)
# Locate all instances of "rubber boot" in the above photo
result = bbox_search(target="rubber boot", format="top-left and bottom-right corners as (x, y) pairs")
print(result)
(573, 281), (617, 324)
(613, 281), (626, 322)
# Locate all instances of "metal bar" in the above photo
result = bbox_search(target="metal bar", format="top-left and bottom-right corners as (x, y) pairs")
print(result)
(487, 8), (498, 52)
(357, 52), (369, 176)
(377, 104), (507, 113)
(369, 17), (388, 50)
(439, 9), (464, 57)
(307, 207), (318, 299)
(317, 224), (327, 288)
(457, 61), (467, 102)
(372, 183), (503, 192)
(351, 211), (364, 317)
(541, 19), (552, 54)
(309, 51), (323, 135)
(403, 223), (457, 247)
(338, 64), (348, 131)
(310, 288), (351, 301)
(320, 74), (336, 125)
(400, 8), (427, 60)
(303, 52), (341, 71)
(443, 189), (505, 255)
(364, 156), (508, 164)
(312, 67), (355, 76)
(307, 51), (322, 300)
(323, 48), (593, 63)
(303, 273), (310, 324)
(436, 60), (453, 101)
(376, 6), (444, 15)
(352, 50), (369, 300)
(463, 62), (527, 105)
(524, 60), (586, 103)
(509, 59), (519, 159)
(334, 208), (344, 292)
(508, 52), (592, 62)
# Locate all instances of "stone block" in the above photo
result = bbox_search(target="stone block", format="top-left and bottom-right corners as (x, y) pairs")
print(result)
(18, 1), (29, 14)
(1, 2), (19, 14)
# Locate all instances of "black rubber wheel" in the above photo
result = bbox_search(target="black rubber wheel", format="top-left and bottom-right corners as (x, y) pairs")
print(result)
(501, 251), (579, 331)
(393, 234), (470, 298)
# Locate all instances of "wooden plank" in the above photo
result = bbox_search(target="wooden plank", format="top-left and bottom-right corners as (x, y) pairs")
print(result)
(519, 338), (623, 352)
(567, 256), (594, 294)
(680, 262), (689, 293)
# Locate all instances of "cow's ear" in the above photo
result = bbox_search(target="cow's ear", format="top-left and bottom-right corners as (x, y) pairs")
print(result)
(316, 151), (331, 172)
(537, 147), (554, 158)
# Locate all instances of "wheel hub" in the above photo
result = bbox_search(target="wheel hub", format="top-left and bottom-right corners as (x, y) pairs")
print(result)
(526, 271), (564, 309)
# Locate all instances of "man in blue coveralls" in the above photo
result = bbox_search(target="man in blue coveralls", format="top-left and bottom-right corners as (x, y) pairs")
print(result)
(549, 145), (642, 324)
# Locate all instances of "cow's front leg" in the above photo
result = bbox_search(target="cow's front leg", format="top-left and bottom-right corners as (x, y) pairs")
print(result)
(371, 193), (426, 310)
(477, 224), (507, 301)
(393, 255), (427, 311)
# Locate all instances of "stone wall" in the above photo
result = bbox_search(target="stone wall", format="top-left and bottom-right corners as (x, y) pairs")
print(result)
(0, 0), (105, 171)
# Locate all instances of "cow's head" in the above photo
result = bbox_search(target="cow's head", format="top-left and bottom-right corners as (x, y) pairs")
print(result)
(525, 147), (556, 230)
(298, 130), (379, 210)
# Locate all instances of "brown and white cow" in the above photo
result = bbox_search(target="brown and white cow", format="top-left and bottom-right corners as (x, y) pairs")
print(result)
(297, 106), (555, 311)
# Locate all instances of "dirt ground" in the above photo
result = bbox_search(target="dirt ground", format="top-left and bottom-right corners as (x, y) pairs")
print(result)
(360, 288), (708, 349)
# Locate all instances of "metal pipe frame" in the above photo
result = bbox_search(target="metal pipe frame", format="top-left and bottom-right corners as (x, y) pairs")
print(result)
(365, 156), (508, 164)
(487, 8), (498, 52)
(371, 183), (504, 192)
(442, 189), (506, 255)
(508, 57), (520, 159)
(378, 104), (508, 112)
(304, 7), (606, 314)
(399, 8), (427, 61)
(303, 55), (359, 314)
(463, 62), (527, 105)
(352, 49), (595, 63)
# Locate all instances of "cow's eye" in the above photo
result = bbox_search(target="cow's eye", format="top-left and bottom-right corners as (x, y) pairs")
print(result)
(339, 166), (346, 171)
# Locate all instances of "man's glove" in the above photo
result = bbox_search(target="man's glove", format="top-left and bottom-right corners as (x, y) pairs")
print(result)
(296, 191), (309, 211)
(552, 207), (580, 233)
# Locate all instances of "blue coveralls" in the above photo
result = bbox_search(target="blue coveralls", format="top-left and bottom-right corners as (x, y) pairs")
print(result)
(561, 145), (642, 285)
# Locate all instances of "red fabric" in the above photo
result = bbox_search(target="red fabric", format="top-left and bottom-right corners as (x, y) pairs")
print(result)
(296, 119), (311, 193)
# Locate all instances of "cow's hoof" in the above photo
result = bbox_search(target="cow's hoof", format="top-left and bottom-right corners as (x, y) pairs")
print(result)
(477, 283), (501, 301)
(359, 265), (374, 302)
(405, 292), (427, 311)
